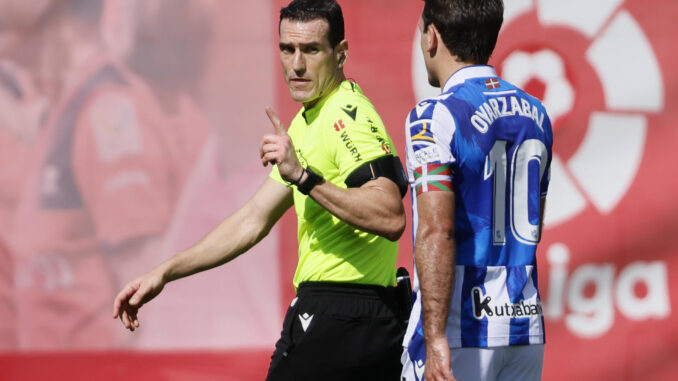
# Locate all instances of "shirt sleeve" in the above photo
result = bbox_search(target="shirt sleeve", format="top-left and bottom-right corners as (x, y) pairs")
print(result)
(405, 100), (457, 195)
(268, 164), (290, 187)
(72, 86), (174, 248)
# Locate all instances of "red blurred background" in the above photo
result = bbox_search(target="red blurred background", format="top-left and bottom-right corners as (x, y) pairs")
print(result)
(0, 0), (675, 380)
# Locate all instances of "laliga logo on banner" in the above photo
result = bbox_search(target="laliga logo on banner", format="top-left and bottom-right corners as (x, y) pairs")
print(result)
(411, 0), (669, 338)
(545, 244), (669, 339)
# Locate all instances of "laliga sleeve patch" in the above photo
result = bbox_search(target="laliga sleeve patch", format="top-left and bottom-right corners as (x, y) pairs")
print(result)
(409, 120), (444, 167)
(88, 91), (142, 162)
(413, 163), (453, 196)
(409, 121), (435, 150)
(345, 155), (408, 198)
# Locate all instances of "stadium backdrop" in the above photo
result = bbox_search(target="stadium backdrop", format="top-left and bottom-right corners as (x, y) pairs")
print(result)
(1, 0), (676, 380)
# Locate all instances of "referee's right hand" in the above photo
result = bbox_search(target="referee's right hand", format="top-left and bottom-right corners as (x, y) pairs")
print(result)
(112, 271), (165, 331)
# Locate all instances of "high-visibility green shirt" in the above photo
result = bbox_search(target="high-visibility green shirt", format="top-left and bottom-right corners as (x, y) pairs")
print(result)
(270, 80), (399, 288)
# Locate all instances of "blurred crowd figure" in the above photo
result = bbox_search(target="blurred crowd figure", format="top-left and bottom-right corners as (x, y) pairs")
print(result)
(0, 0), (280, 350)
(0, 58), (46, 349)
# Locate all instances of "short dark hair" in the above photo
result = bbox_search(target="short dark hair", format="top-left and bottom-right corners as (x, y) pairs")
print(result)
(280, 0), (345, 47)
(422, 0), (503, 64)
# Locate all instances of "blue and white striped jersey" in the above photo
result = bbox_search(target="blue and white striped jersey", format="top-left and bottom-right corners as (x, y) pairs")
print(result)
(403, 65), (553, 363)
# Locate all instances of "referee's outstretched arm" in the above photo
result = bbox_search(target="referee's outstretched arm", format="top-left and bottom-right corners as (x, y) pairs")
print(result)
(113, 104), (406, 332)
(112, 177), (293, 331)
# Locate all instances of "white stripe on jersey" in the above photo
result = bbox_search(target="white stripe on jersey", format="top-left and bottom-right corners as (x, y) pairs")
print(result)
(484, 267), (512, 347)
(403, 267), (422, 347)
(483, 90), (518, 96)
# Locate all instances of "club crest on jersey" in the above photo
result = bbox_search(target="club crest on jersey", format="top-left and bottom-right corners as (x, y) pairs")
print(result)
(485, 78), (500, 89)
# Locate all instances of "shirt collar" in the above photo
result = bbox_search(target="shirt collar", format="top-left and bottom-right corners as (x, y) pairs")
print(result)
(302, 80), (353, 124)
(442, 65), (498, 93)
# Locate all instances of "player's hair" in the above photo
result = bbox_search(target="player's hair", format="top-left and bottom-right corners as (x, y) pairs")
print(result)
(422, 0), (503, 64)
(280, 0), (345, 47)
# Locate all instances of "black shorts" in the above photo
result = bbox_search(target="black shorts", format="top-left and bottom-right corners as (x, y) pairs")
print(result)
(266, 282), (406, 381)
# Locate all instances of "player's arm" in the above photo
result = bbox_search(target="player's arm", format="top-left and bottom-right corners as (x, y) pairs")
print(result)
(416, 190), (457, 381)
(261, 107), (405, 241)
(113, 178), (293, 330)
(302, 175), (404, 241)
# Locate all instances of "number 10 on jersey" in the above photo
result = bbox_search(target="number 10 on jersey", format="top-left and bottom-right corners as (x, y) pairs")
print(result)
(484, 139), (549, 246)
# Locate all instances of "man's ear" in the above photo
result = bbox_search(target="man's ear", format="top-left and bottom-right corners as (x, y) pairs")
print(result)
(336, 40), (348, 68)
(426, 23), (439, 57)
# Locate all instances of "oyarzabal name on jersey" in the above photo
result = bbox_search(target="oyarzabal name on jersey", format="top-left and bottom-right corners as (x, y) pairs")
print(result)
(470, 95), (545, 133)
(472, 287), (543, 319)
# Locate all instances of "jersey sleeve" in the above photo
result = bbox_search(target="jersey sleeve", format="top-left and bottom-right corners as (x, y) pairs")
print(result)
(328, 105), (397, 180)
(269, 164), (290, 187)
(72, 86), (174, 249)
(405, 99), (457, 196)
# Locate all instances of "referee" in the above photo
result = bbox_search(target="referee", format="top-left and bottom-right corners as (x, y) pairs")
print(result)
(113, 1), (409, 379)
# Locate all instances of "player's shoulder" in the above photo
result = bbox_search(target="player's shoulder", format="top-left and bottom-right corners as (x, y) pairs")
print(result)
(328, 81), (382, 124)
(516, 86), (548, 113)
(477, 75), (546, 109)
(406, 91), (459, 127)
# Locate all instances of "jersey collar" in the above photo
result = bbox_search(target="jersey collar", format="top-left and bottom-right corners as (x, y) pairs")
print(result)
(442, 65), (497, 93)
(302, 80), (353, 124)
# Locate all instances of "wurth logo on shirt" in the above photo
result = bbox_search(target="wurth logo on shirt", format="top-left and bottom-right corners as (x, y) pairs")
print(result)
(471, 287), (544, 320)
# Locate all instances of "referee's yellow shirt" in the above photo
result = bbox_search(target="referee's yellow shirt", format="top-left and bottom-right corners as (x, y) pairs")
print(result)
(270, 80), (399, 289)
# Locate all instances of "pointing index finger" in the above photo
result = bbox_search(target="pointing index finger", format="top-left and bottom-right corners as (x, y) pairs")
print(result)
(265, 106), (285, 135)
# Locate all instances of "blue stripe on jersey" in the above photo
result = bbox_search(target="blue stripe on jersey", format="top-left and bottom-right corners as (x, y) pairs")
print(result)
(528, 159), (542, 224)
(509, 320), (531, 345)
(507, 267), (530, 345)
(461, 266), (488, 347)
(506, 266), (527, 303)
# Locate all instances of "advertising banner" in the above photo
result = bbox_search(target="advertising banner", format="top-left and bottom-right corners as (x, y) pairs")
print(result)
(0, 1), (675, 380)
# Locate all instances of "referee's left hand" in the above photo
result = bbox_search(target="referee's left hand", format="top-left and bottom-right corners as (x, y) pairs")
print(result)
(261, 106), (304, 183)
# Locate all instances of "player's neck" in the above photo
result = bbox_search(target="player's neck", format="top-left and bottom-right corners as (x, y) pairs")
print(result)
(436, 58), (475, 91)
(303, 72), (346, 110)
